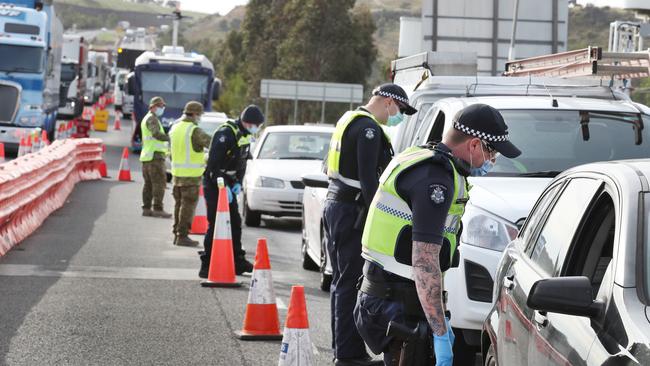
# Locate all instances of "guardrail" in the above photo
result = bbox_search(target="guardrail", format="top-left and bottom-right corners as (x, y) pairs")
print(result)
(0, 138), (104, 256)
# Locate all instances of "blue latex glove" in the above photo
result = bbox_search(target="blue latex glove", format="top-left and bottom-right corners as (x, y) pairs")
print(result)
(231, 183), (242, 195)
(433, 318), (454, 366)
(226, 186), (233, 203)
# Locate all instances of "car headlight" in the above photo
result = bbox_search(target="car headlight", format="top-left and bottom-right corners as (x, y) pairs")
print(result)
(461, 204), (518, 252)
(256, 176), (285, 188)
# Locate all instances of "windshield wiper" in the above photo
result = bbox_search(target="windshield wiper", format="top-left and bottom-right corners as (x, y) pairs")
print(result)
(518, 170), (562, 177)
(278, 156), (320, 160)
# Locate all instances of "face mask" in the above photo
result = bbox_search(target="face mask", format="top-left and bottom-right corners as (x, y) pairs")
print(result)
(155, 107), (165, 117)
(469, 140), (494, 177)
(386, 103), (404, 126)
(248, 125), (259, 134)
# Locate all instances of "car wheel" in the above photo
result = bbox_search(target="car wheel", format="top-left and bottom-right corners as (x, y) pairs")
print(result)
(243, 195), (261, 227)
(320, 226), (332, 292)
(301, 212), (319, 271)
(484, 343), (496, 366)
(453, 329), (478, 366)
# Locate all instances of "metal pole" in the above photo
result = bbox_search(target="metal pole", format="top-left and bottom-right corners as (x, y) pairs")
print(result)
(321, 85), (326, 124)
(508, 0), (520, 61)
(294, 99), (298, 125)
(172, 19), (178, 48)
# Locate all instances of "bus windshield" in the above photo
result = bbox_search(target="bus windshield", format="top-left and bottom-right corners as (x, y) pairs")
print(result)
(0, 45), (44, 73)
(140, 71), (209, 110)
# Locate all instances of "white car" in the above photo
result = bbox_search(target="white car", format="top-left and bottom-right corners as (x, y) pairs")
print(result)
(413, 94), (650, 365)
(301, 170), (331, 291)
(243, 125), (334, 227)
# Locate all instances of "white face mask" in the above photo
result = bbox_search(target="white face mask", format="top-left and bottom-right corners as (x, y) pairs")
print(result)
(248, 125), (259, 134)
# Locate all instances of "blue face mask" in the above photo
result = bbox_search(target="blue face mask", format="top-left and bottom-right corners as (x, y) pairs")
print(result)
(387, 111), (404, 127)
(155, 107), (165, 117)
(248, 125), (259, 134)
(471, 160), (495, 176)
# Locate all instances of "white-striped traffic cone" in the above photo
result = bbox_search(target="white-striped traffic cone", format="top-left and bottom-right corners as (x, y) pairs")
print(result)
(190, 185), (208, 234)
(235, 238), (283, 340)
(278, 286), (313, 366)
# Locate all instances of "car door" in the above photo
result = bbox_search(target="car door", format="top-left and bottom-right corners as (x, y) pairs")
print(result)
(494, 181), (565, 366)
(523, 177), (604, 366)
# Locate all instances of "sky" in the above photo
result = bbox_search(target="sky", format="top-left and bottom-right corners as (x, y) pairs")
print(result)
(180, 0), (249, 15)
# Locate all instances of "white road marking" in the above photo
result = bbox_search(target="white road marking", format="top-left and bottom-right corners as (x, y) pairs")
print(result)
(276, 297), (287, 310)
(0, 264), (200, 281)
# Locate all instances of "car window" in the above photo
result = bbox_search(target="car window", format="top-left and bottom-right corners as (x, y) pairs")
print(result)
(257, 131), (332, 160)
(401, 103), (433, 150)
(488, 111), (650, 176)
(528, 178), (602, 275)
(521, 182), (565, 251)
(412, 108), (441, 146)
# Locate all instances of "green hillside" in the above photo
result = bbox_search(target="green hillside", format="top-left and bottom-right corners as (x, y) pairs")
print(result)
(55, 0), (206, 18)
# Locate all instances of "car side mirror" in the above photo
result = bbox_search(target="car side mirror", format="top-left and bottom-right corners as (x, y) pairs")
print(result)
(527, 276), (604, 318)
(127, 75), (135, 95)
(212, 78), (221, 101)
(302, 173), (329, 189)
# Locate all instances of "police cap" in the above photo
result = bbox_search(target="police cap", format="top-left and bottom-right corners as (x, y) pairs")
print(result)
(183, 101), (204, 115)
(240, 105), (264, 125)
(372, 83), (417, 115)
(452, 103), (521, 158)
(149, 96), (165, 107)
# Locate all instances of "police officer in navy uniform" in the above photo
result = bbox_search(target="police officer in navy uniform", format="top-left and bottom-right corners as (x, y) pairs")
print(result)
(353, 104), (521, 365)
(199, 105), (265, 278)
(324, 84), (417, 366)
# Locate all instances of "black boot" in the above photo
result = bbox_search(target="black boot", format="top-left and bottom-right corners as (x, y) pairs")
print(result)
(199, 251), (209, 279)
(235, 257), (254, 275)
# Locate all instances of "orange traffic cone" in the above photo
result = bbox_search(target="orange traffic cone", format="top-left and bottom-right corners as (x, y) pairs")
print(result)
(235, 238), (283, 340)
(98, 144), (108, 178)
(40, 130), (49, 150)
(201, 177), (242, 288)
(117, 147), (132, 181)
(31, 132), (40, 152)
(25, 133), (33, 154)
(0, 142), (5, 164)
(190, 185), (208, 234)
(278, 286), (313, 366)
(114, 113), (122, 131)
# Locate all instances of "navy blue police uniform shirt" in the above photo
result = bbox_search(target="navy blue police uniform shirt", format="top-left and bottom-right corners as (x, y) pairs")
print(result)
(205, 121), (249, 186)
(395, 144), (455, 245)
(338, 107), (393, 206)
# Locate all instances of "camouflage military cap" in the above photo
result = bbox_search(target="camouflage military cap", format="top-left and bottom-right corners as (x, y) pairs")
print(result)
(149, 96), (165, 107)
(183, 101), (204, 115)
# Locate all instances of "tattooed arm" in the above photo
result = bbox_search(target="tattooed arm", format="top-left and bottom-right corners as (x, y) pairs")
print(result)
(413, 241), (446, 336)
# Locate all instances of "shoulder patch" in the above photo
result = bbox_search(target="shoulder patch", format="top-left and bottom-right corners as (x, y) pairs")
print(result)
(429, 184), (447, 204)
(218, 135), (226, 143)
(364, 127), (376, 140)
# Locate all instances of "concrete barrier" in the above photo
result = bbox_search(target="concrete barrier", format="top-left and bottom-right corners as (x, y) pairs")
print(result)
(0, 138), (104, 256)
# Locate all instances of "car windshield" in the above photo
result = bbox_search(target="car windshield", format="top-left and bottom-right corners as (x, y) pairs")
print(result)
(489, 110), (650, 176)
(141, 71), (209, 109)
(198, 120), (225, 136)
(0, 45), (44, 73)
(61, 63), (76, 82)
(257, 131), (332, 160)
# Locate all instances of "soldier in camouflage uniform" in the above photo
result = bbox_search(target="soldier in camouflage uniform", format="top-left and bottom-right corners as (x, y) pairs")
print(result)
(140, 96), (172, 218)
(169, 101), (212, 247)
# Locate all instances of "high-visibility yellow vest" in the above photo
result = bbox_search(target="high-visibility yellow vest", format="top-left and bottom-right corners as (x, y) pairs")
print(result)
(327, 110), (390, 189)
(361, 146), (470, 280)
(218, 121), (251, 148)
(169, 120), (205, 177)
(139, 112), (169, 162)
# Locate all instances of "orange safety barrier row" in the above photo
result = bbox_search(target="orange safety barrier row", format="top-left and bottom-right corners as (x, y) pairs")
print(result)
(0, 138), (104, 256)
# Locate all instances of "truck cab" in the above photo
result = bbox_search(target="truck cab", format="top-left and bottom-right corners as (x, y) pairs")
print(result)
(0, 2), (62, 147)
(58, 34), (87, 119)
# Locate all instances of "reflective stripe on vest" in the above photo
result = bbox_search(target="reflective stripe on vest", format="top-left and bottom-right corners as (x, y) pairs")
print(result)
(218, 121), (251, 148)
(139, 112), (169, 162)
(169, 120), (205, 177)
(327, 110), (390, 189)
(361, 146), (470, 280)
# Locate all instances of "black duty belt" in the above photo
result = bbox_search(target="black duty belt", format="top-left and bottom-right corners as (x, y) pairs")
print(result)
(326, 188), (361, 203)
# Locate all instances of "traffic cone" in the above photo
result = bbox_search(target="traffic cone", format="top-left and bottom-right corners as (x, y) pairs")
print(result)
(25, 133), (33, 154)
(31, 132), (40, 152)
(117, 147), (132, 181)
(68, 121), (74, 138)
(201, 177), (242, 288)
(0, 142), (5, 164)
(278, 286), (313, 366)
(99, 144), (108, 178)
(235, 238), (283, 340)
(17, 136), (26, 157)
(114, 112), (122, 131)
(190, 185), (208, 234)
(40, 130), (49, 150)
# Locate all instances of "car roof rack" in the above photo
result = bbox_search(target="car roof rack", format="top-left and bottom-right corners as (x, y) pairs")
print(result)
(504, 46), (650, 80)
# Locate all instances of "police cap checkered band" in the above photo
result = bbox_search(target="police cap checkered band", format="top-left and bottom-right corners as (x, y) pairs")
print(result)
(373, 89), (409, 105)
(371, 83), (418, 115)
(453, 121), (509, 142)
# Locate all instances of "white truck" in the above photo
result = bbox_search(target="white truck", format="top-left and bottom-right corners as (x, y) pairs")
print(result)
(58, 34), (88, 119)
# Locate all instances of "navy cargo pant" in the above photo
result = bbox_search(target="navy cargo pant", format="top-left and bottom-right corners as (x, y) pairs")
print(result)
(323, 199), (370, 360)
(202, 178), (245, 262)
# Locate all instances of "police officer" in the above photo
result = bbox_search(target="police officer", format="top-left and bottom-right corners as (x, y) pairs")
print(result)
(169, 101), (212, 247)
(140, 96), (172, 218)
(199, 105), (264, 278)
(353, 104), (521, 366)
(324, 84), (417, 366)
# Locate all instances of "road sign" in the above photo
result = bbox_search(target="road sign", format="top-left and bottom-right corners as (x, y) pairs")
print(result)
(93, 110), (109, 132)
(260, 79), (363, 124)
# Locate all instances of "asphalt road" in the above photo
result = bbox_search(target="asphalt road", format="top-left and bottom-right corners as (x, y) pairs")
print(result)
(0, 112), (348, 365)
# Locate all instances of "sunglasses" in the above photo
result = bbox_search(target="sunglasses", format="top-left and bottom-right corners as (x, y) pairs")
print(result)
(481, 140), (498, 155)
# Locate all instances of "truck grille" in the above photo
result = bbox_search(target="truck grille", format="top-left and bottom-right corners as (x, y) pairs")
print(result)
(0, 83), (19, 123)
(464, 260), (494, 303)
